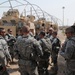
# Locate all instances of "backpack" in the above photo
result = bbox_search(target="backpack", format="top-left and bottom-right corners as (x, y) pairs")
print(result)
(40, 38), (52, 59)
(41, 38), (52, 53)
(18, 38), (37, 60)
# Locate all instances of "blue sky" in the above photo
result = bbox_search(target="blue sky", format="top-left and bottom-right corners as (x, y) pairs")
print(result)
(0, 0), (75, 26)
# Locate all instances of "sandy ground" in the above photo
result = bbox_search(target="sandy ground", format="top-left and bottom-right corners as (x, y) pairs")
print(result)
(7, 30), (66, 75)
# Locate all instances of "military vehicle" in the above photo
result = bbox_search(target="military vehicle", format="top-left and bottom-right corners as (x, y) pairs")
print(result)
(0, 8), (58, 36)
(0, 9), (35, 36)
(34, 18), (58, 34)
(0, 0), (60, 37)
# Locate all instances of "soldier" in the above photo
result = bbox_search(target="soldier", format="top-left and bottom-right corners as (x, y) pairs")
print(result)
(0, 28), (11, 74)
(46, 28), (54, 38)
(60, 27), (75, 75)
(17, 29), (23, 39)
(50, 31), (61, 75)
(38, 31), (52, 75)
(14, 25), (43, 75)
(17, 29), (34, 40)
(34, 32), (40, 41)
(5, 28), (16, 62)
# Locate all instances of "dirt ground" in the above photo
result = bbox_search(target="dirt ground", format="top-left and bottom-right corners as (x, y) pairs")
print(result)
(7, 30), (66, 75)
(57, 30), (66, 75)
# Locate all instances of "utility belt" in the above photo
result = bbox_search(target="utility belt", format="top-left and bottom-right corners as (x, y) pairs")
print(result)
(19, 56), (37, 65)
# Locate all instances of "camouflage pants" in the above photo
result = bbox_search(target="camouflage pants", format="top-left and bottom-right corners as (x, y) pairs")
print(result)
(51, 52), (58, 74)
(51, 52), (58, 64)
(18, 59), (38, 75)
(64, 61), (75, 75)
(8, 46), (14, 61)
(0, 53), (7, 66)
(38, 59), (49, 75)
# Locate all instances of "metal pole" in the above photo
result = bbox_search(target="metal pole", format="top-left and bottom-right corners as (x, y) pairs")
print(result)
(62, 6), (65, 27)
(24, 9), (26, 16)
(8, 0), (13, 10)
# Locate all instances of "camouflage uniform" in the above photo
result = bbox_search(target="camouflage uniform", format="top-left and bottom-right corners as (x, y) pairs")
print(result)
(46, 33), (52, 38)
(60, 36), (75, 75)
(14, 34), (43, 75)
(38, 37), (52, 75)
(46, 27), (54, 38)
(0, 35), (11, 75)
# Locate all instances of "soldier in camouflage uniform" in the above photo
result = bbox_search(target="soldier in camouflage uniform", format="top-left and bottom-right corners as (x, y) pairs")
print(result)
(0, 28), (11, 75)
(5, 28), (16, 62)
(60, 27), (75, 75)
(14, 25), (43, 75)
(50, 31), (61, 75)
(46, 28), (54, 38)
(38, 31), (52, 75)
